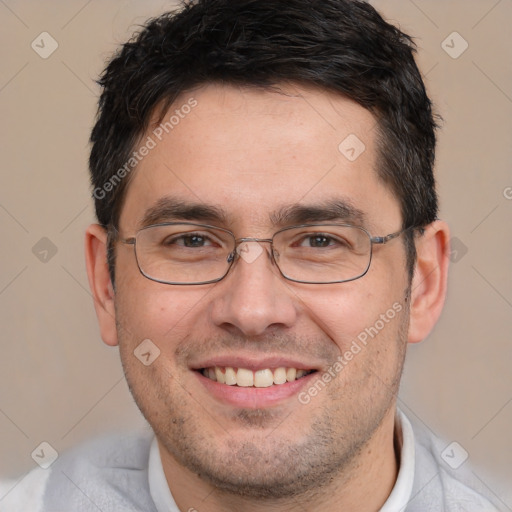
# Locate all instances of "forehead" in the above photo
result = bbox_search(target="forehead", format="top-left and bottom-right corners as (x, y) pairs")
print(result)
(120, 82), (401, 233)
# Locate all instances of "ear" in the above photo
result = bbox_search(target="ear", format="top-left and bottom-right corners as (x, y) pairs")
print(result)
(407, 220), (450, 344)
(84, 224), (118, 346)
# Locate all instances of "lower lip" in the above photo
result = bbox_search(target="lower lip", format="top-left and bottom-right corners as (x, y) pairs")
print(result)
(195, 371), (317, 409)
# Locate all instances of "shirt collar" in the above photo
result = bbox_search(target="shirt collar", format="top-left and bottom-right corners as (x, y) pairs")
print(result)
(148, 438), (180, 512)
(378, 409), (416, 512)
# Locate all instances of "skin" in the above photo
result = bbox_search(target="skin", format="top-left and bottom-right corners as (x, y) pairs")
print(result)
(85, 82), (450, 512)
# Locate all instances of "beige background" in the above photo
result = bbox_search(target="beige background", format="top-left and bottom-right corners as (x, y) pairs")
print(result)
(1, 0), (511, 506)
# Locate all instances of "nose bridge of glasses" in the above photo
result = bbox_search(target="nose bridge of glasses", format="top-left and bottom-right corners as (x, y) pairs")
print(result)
(228, 237), (276, 265)
(235, 237), (273, 245)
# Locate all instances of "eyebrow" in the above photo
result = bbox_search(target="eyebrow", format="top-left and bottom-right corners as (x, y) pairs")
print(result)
(138, 196), (366, 229)
(139, 196), (229, 228)
(270, 199), (366, 227)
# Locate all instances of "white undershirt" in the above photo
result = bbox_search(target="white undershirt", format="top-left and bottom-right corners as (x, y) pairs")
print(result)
(148, 438), (181, 512)
(148, 409), (416, 512)
(379, 410), (415, 512)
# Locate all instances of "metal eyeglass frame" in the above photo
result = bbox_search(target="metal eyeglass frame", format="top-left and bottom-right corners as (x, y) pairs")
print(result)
(117, 222), (407, 286)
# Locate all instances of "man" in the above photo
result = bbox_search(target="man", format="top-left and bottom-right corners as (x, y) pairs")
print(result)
(2, 0), (503, 510)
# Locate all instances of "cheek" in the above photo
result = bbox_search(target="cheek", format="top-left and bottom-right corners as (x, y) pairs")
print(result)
(115, 273), (213, 351)
(292, 278), (408, 389)
(292, 284), (390, 350)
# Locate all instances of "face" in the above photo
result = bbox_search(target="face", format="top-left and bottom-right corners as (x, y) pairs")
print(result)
(113, 83), (410, 498)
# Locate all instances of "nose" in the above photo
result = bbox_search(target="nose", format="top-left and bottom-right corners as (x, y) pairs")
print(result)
(210, 241), (298, 337)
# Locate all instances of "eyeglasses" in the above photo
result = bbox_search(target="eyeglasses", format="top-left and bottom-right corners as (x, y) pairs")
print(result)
(116, 222), (406, 285)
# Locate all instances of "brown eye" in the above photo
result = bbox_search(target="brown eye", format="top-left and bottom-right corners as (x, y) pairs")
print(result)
(305, 235), (333, 248)
(163, 233), (214, 248)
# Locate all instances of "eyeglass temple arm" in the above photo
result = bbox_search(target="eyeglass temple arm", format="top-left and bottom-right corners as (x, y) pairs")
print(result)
(370, 229), (404, 245)
(105, 224), (135, 245)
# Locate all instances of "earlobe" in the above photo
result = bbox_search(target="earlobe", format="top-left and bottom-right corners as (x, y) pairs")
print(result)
(84, 224), (119, 346)
(407, 220), (450, 344)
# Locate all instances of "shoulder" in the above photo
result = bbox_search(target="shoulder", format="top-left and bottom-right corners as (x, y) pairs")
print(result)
(57, 428), (155, 469)
(0, 468), (50, 512)
(407, 415), (503, 511)
(0, 429), (156, 512)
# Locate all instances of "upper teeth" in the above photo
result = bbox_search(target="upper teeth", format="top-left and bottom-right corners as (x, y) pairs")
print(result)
(203, 367), (312, 387)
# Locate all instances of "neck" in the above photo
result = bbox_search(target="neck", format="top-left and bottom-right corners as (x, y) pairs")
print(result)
(158, 407), (399, 512)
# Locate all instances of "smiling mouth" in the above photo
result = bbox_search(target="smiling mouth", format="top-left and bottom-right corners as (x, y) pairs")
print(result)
(199, 366), (317, 388)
